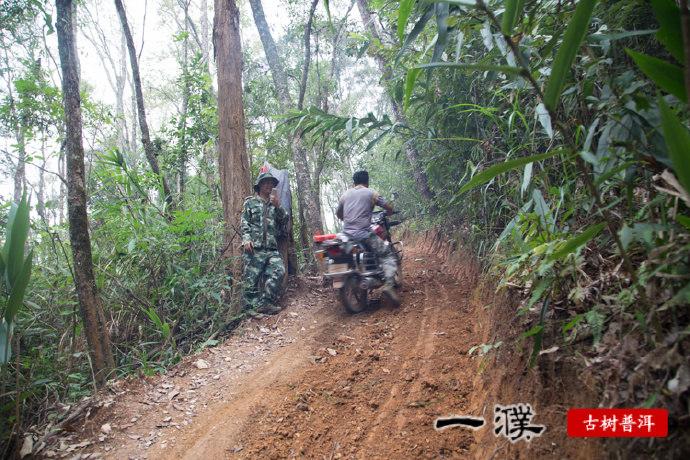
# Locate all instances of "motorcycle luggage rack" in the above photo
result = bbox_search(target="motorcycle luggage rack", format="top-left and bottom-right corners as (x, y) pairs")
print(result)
(358, 252), (379, 272)
(390, 241), (403, 258)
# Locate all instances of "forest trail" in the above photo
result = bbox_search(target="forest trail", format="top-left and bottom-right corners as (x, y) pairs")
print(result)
(69, 248), (481, 459)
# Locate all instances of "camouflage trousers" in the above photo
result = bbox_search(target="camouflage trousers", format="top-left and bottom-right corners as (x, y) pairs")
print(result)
(364, 233), (398, 283)
(242, 248), (285, 309)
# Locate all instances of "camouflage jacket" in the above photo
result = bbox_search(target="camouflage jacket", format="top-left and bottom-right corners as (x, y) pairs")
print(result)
(241, 195), (288, 250)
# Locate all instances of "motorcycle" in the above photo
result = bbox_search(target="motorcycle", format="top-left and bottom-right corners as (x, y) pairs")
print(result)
(314, 211), (403, 314)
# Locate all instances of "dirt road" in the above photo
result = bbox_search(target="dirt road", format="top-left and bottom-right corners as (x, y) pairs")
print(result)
(67, 249), (481, 459)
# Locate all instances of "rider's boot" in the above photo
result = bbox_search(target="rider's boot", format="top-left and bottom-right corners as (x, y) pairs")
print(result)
(382, 280), (401, 307)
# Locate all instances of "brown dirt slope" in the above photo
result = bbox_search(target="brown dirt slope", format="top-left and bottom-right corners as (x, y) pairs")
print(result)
(46, 232), (602, 459)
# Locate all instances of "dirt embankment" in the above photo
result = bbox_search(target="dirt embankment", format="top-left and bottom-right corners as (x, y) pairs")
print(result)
(39, 228), (606, 459)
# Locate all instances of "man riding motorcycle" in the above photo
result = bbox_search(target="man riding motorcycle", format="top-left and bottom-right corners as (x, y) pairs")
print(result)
(336, 170), (400, 306)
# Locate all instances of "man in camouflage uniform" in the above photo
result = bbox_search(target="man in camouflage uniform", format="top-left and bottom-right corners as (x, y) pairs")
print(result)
(241, 171), (289, 315)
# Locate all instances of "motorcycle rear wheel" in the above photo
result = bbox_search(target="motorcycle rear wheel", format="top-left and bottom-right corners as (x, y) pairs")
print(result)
(340, 275), (368, 314)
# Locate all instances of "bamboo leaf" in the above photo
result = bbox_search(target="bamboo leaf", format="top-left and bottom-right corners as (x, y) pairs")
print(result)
(458, 149), (569, 195)
(517, 325), (542, 342)
(365, 128), (392, 151)
(658, 95), (690, 193)
(398, 0), (416, 44)
(563, 314), (584, 334)
(530, 295), (550, 368)
(323, 0), (331, 22)
(501, 0), (526, 36)
(395, 6), (435, 68)
(627, 50), (687, 103)
(431, 2), (450, 64)
(543, 0), (597, 111)
(411, 61), (526, 76)
(404, 68), (423, 111)
(650, 0), (684, 63)
(547, 222), (606, 263)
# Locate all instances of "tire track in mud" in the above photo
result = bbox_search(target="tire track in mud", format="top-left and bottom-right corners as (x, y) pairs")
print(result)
(74, 251), (478, 459)
(362, 272), (449, 445)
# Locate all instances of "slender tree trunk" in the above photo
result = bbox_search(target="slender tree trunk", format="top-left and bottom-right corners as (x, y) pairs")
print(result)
(248, 0), (317, 274)
(38, 139), (47, 222)
(356, 0), (436, 208)
(129, 75), (137, 153)
(214, 0), (251, 303)
(114, 0), (175, 211)
(56, 0), (115, 385)
(293, 0), (324, 245)
(13, 126), (25, 203)
(179, 1), (191, 202)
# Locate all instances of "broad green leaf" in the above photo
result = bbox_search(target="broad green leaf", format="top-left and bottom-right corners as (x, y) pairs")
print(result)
(619, 224), (633, 250)
(458, 149), (569, 195)
(455, 31), (464, 63)
(678, 215), (690, 229)
(398, 0), (416, 44)
(536, 103), (553, 139)
(547, 222), (606, 263)
(404, 68), (423, 111)
(346, 117), (353, 143)
(543, 0), (597, 111)
(627, 50), (687, 103)
(5, 249), (33, 325)
(5, 193), (30, 288)
(651, 0), (684, 63)
(162, 323), (170, 339)
(594, 161), (637, 187)
(521, 163), (532, 197)
(658, 95), (690, 193)
(501, 0), (526, 36)
(0, 321), (11, 365)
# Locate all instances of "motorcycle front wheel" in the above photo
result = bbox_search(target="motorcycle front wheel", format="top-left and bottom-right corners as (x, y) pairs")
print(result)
(394, 263), (403, 288)
(340, 275), (368, 314)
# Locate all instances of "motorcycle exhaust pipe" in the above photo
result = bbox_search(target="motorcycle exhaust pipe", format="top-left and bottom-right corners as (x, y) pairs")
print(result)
(359, 278), (383, 290)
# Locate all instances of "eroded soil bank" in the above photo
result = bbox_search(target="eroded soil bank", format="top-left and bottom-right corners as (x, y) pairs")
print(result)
(45, 230), (605, 459)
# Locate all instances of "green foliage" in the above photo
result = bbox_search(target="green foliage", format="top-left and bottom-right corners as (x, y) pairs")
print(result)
(291, 1), (690, 415)
(0, 193), (34, 364)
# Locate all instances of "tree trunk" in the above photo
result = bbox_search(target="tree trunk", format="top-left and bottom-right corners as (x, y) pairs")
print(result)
(114, 0), (175, 211)
(56, 0), (115, 386)
(356, 0), (436, 208)
(214, 0), (251, 305)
